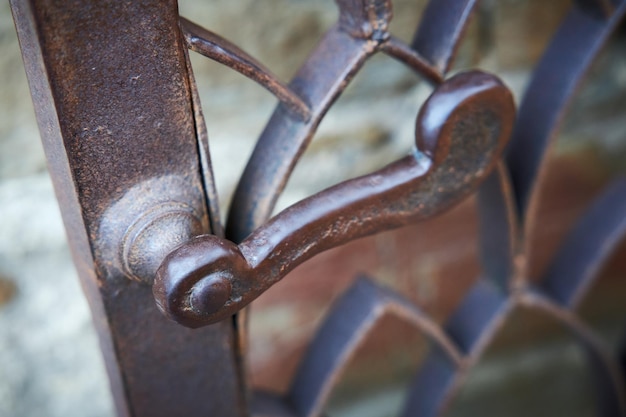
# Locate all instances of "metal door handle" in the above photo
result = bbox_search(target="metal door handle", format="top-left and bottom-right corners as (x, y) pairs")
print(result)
(153, 70), (515, 328)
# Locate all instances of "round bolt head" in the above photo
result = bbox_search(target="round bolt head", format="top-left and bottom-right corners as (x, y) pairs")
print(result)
(190, 273), (233, 316)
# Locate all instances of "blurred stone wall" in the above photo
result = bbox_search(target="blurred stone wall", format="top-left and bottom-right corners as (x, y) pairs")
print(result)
(1, 1), (625, 416)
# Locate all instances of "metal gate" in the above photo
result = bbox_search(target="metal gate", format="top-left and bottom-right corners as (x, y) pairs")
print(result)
(9, 0), (626, 416)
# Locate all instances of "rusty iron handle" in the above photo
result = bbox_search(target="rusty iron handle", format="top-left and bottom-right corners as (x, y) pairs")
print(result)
(153, 71), (515, 328)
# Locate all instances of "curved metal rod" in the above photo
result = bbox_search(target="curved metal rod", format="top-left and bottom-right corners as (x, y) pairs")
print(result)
(380, 36), (444, 84)
(410, 0), (478, 73)
(518, 290), (626, 416)
(476, 0), (626, 290)
(403, 282), (626, 417)
(153, 71), (514, 328)
(180, 17), (311, 121)
(505, 1), (626, 235)
(225, 25), (376, 242)
(541, 179), (626, 309)
(288, 277), (463, 417)
(226, 0), (477, 242)
(476, 164), (520, 292)
(403, 280), (512, 417)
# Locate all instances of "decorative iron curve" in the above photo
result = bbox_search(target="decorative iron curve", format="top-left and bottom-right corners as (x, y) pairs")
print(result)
(154, 0), (626, 416)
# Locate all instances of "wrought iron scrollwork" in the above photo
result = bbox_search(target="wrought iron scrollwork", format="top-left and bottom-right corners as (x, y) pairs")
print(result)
(150, 0), (626, 415)
(154, 0), (511, 324)
(153, 71), (515, 327)
(9, 0), (626, 414)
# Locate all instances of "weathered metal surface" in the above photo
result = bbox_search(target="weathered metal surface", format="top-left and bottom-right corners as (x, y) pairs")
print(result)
(154, 70), (515, 327)
(10, 0), (242, 416)
(289, 277), (463, 417)
(225, 0), (478, 243)
(181, 17), (311, 121)
(10, 0), (626, 415)
(411, 0), (477, 73)
(226, 26), (374, 243)
(171, 0), (625, 415)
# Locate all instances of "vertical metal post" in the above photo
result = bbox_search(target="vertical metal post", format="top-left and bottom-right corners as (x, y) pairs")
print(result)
(10, 1), (244, 416)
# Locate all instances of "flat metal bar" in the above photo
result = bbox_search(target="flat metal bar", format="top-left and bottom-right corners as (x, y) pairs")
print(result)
(476, 163), (520, 291)
(400, 349), (460, 417)
(289, 277), (462, 417)
(184, 46), (224, 238)
(226, 27), (373, 242)
(411, 0), (478, 73)
(506, 1), (626, 222)
(443, 280), (509, 355)
(10, 0), (126, 412)
(181, 17), (311, 121)
(519, 291), (626, 416)
(542, 179), (626, 308)
(380, 36), (444, 85)
(10, 1), (243, 416)
(403, 280), (512, 417)
(405, 279), (626, 416)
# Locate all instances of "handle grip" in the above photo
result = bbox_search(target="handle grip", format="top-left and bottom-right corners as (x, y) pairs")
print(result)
(153, 71), (515, 328)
